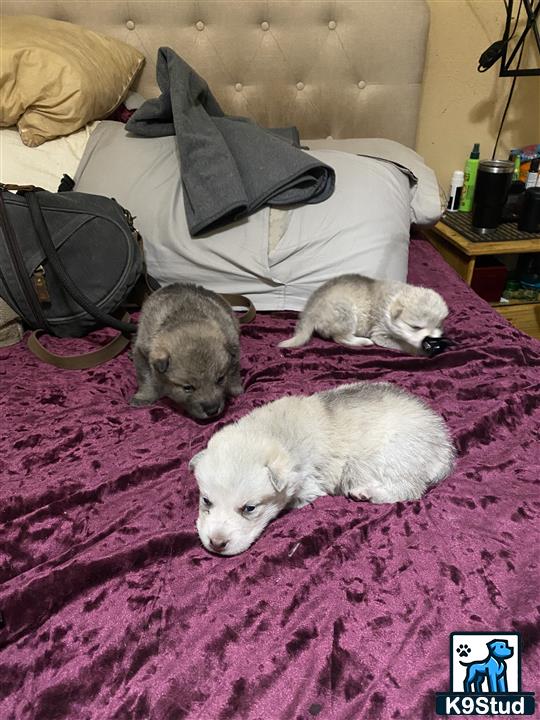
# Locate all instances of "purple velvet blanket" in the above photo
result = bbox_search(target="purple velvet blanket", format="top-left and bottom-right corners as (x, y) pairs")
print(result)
(1, 238), (539, 720)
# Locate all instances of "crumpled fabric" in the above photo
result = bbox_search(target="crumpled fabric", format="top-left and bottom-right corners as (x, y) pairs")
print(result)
(1, 237), (538, 719)
(126, 48), (335, 235)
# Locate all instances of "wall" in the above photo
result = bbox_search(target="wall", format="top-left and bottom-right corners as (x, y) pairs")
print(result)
(416, 0), (540, 191)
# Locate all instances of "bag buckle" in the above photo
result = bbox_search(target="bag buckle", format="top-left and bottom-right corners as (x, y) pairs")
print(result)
(32, 265), (51, 304)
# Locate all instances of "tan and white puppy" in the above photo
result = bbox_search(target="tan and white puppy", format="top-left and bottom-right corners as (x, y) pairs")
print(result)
(190, 382), (455, 555)
(278, 274), (449, 355)
(131, 283), (242, 419)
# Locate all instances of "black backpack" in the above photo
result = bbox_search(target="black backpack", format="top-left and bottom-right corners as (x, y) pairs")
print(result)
(0, 184), (144, 368)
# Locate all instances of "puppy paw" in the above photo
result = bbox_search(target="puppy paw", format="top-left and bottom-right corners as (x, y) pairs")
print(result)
(347, 489), (370, 502)
(228, 383), (244, 397)
(335, 335), (374, 348)
(129, 394), (156, 407)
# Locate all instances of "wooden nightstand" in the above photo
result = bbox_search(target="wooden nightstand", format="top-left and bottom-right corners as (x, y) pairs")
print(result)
(422, 220), (540, 339)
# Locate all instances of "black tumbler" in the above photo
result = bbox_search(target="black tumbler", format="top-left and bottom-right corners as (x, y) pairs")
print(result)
(517, 187), (540, 233)
(472, 159), (514, 234)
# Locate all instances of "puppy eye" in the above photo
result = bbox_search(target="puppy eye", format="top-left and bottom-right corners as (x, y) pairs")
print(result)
(183, 384), (195, 393)
(216, 375), (226, 386)
(242, 504), (256, 513)
(201, 496), (212, 507)
(409, 324), (423, 331)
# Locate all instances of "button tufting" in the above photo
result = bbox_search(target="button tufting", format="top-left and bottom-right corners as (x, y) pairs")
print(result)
(358, 80), (367, 89)
(261, 21), (270, 31)
(196, 20), (205, 31)
(126, 20), (135, 30)
(328, 20), (337, 30)
(235, 83), (243, 92)
(296, 82), (305, 91)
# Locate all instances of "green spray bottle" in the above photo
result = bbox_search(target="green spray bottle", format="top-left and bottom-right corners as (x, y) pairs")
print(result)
(509, 150), (521, 180)
(459, 143), (480, 212)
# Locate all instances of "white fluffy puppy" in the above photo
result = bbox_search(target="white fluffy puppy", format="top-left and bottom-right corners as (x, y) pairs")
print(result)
(278, 274), (449, 355)
(190, 382), (455, 555)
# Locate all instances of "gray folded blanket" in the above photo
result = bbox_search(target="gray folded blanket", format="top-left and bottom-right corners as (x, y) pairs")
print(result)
(126, 48), (335, 236)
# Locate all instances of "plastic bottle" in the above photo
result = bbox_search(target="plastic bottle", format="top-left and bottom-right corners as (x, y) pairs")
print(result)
(447, 170), (464, 212)
(517, 145), (540, 183)
(525, 157), (539, 189)
(458, 143), (480, 212)
(509, 149), (521, 181)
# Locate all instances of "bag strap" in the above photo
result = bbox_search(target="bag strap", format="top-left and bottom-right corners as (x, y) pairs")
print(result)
(221, 293), (256, 324)
(0, 189), (51, 332)
(24, 190), (137, 334)
(25, 295), (254, 370)
(27, 317), (132, 370)
(0, 182), (45, 192)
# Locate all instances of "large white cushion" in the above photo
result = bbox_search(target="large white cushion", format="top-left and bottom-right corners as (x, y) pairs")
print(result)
(75, 122), (411, 310)
(74, 122), (414, 310)
(304, 137), (443, 226)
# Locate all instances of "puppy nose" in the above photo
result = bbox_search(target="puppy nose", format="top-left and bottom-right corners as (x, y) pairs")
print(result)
(201, 401), (221, 417)
(209, 537), (228, 552)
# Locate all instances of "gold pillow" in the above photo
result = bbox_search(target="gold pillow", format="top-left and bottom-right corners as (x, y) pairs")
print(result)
(0, 15), (144, 146)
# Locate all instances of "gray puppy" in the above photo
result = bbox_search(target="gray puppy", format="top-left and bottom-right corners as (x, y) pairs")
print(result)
(279, 274), (448, 355)
(131, 283), (243, 419)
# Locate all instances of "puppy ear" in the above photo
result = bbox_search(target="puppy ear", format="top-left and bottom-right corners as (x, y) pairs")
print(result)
(189, 450), (206, 472)
(151, 352), (170, 374)
(266, 465), (287, 493)
(265, 445), (294, 493)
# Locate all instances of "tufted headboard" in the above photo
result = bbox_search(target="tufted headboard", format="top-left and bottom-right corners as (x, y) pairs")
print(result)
(1, 0), (429, 148)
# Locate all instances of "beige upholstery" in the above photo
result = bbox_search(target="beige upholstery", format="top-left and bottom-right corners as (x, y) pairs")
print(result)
(1, 1), (429, 147)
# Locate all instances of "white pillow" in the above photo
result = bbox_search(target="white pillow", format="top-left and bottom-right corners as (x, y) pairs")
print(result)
(0, 92), (144, 192)
(303, 137), (444, 226)
(0, 122), (99, 192)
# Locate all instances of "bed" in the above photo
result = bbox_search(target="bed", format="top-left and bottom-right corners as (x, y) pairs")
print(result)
(1, 2), (539, 719)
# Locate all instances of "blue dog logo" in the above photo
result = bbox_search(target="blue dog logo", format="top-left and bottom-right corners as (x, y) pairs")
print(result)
(459, 639), (514, 693)
(435, 632), (536, 715)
